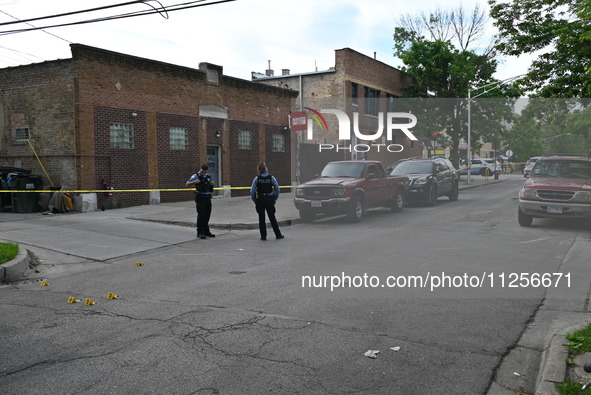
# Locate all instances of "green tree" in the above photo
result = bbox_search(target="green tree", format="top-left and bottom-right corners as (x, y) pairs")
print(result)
(393, 4), (519, 166)
(564, 101), (591, 156)
(504, 99), (591, 159)
(394, 39), (516, 166)
(489, 0), (591, 97)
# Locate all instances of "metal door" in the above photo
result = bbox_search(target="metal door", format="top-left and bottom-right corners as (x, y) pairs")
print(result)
(206, 146), (219, 194)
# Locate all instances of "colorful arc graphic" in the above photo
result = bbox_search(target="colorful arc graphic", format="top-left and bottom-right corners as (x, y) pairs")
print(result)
(304, 107), (329, 132)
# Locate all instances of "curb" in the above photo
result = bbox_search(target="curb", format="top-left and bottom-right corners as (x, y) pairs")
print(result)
(0, 244), (30, 283)
(132, 218), (296, 230)
(458, 177), (506, 190)
(535, 321), (591, 394)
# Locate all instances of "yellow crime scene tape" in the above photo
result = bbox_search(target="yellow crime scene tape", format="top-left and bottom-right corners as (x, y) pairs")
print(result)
(6, 186), (294, 193)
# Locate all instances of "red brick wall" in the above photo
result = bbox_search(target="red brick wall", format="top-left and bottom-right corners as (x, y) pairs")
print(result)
(229, 120), (260, 196)
(156, 113), (200, 203)
(72, 44), (297, 205)
(264, 125), (291, 191)
(93, 106), (149, 208)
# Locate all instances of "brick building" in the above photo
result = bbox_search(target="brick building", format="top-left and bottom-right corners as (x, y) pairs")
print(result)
(0, 44), (297, 208)
(252, 48), (421, 183)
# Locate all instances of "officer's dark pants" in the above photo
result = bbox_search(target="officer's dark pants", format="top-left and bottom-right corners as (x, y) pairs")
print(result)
(256, 197), (281, 239)
(195, 195), (212, 235)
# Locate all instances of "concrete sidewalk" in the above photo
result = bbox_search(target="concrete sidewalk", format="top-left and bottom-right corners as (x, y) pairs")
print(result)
(105, 173), (512, 230)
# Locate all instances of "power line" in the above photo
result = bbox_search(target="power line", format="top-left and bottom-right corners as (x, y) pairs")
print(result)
(0, 9), (71, 42)
(0, 1), (146, 26)
(0, 0), (236, 35)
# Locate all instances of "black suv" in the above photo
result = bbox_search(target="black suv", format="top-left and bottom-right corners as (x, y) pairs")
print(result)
(389, 157), (459, 205)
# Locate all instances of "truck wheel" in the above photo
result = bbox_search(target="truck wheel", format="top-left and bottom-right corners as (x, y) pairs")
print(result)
(390, 188), (404, 213)
(348, 196), (364, 222)
(448, 182), (459, 201)
(427, 185), (438, 206)
(299, 208), (315, 223)
(518, 207), (533, 227)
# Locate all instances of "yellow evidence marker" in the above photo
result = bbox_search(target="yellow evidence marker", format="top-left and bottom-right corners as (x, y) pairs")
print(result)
(67, 297), (80, 304)
(107, 293), (118, 300)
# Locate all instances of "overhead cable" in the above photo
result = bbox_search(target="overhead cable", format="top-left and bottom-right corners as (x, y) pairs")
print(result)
(0, 0), (236, 35)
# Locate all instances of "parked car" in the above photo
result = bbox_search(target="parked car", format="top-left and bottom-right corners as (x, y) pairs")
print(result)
(518, 156), (591, 227)
(523, 156), (541, 178)
(458, 158), (497, 177)
(389, 157), (459, 206)
(385, 157), (421, 174)
(294, 161), (408, 222)
(483, 158), (502, 174)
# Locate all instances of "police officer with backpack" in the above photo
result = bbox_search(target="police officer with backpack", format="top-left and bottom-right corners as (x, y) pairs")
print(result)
(250, 162), (284, 241)
(186, 164), (215, 239)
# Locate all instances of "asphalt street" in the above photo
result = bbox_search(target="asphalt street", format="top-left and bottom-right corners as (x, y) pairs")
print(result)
(1, 174), (590, 394)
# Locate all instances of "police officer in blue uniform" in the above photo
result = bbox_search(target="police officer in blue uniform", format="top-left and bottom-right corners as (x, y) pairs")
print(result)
(186, 164), (215, 239)
(250, 162), (284, 241)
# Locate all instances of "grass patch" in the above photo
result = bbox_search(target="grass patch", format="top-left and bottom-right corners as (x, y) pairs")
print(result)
(565, 324), (591, 359)
(0, 242), (19, 265)
(556, 377), (591, 394)
(556, 323), (591, 394)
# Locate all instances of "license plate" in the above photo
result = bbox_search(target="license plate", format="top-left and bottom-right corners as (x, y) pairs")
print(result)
(311, 201), (322, 208)
(547, 206), (563, 214)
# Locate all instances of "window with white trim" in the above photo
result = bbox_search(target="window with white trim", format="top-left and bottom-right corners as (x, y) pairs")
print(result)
(15, 127), (30, 141)
(169, 127), (188, 150)
(272, 134), (285, 152)
(238, 130), (252, 150)
(110, 123), (134, 149)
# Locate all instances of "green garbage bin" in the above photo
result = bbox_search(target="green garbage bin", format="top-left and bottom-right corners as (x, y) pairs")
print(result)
(9, 175), (44, 213)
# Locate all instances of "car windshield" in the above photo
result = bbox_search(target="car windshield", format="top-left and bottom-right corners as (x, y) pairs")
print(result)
(531, 160), (591, 179)
(321, 162), (365, 178)
(391, 161), (433, 175)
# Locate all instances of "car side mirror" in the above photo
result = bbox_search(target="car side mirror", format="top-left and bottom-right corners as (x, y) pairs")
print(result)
(367, 172), (376, 180)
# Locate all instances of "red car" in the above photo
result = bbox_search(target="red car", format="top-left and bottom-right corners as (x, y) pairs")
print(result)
(294, 161), (408, 222)
(518, 156), (591, 227)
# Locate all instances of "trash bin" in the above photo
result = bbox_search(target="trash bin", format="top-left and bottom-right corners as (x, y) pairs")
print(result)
(9, 175), (44, 213)
(1, 167), (32, 212)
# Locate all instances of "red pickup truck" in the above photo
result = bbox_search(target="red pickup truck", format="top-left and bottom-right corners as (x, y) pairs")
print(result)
(294, 161), (409, 222)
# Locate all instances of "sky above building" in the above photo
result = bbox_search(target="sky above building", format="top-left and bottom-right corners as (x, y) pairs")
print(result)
(0, 0), (532, 82)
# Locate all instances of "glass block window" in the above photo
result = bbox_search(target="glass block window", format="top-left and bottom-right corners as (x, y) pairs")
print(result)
(15, 127), (30, 140)
(272, 134), (285, 152)
(238, 130), (252, 150)
(110, 123), (134, 149)
(169, 127), (188, 150)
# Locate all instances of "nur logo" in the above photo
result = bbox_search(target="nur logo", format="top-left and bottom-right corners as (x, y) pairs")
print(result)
(290, 107), (329, 134)
(289, 107), (418, 153)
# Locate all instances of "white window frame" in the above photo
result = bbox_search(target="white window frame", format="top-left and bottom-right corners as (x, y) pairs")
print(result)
(169, 127), (188, 150)
(110, 123), (135, 149)
(238, 130), (252, 150)
(15, 127), (30, 141)
(272, 134), (285, 152)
